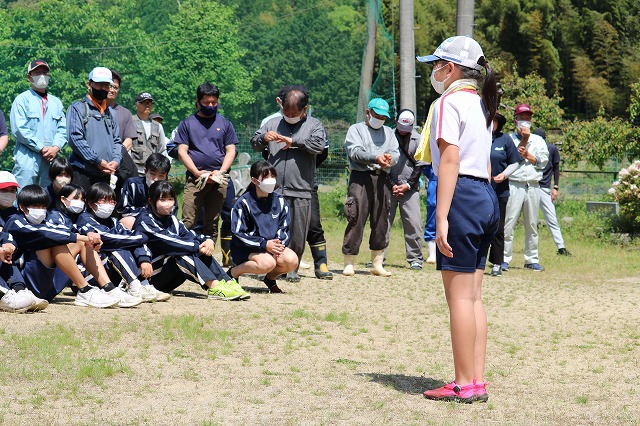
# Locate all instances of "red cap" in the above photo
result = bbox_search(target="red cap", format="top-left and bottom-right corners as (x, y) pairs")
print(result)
(514, 104), (533, 116)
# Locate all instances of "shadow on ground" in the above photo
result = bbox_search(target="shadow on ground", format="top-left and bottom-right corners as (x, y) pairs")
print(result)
(358, 373), (446, 395)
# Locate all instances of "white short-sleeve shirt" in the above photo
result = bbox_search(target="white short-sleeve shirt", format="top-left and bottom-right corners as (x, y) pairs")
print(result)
(429, 90), (492, 179)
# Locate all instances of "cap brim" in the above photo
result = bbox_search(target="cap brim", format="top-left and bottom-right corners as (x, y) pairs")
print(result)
(0, 182), (19, 189)
(396, 124), (413, 132)
(416, 54), (440, 63)
(371, 108), (390, 118)
(91, 77), (114, 84)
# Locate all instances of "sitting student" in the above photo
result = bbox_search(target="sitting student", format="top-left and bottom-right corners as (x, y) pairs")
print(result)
(133, 180), (249, 300)
(5, 184), (139, 308)
(227, 160), (298, 294)
(0, 171), (19, 225)
(46, 157), (74, 210)
(0, 228), (49, 312)
(77, 183), (170, 302)
(117, 153), (171, 230)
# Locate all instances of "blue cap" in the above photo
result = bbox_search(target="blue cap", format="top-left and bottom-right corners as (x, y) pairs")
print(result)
(367, 98), (390, 118)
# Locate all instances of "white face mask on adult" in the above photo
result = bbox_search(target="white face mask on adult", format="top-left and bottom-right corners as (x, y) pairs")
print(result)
(283, 115), (302, 125)
(430, 64), (451, 95)
(368, 115), (385, 130)
(32, 74), (50, 90)
(25, 208), (47, 225)
(94, 203), (115, 219)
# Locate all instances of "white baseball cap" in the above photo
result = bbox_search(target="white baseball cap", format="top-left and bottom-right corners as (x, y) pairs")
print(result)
(417, 36), (485, 71)
(396, 110), (415, 132)
(0, 171), (19, 189)
(87, 67), (113, 84)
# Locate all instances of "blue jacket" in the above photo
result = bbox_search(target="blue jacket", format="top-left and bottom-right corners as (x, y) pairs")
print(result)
(5, 212), (77, 256)
(76, 212), (150, 264)
(10, 89), (67, 187)
(133, 207), (207, 257)
(67, 96), (122, 175)
(230, 186), (290, 252)
(116, 176), (148, 217)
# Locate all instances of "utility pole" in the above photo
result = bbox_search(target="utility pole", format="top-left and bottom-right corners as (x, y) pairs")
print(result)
(399, 0), (416, 114)
(357, 0), (377, 122)
(456, 0), (475, 36)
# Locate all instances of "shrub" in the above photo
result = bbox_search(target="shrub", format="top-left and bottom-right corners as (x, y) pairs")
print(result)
(608, 160), (640, 233)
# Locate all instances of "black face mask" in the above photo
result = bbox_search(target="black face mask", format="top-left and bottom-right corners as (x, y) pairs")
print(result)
(199, 104), (217, 117)
(91, 87), (109, 101)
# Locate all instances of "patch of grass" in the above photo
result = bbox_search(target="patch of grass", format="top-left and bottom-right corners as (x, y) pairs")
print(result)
(324, 311), (349, 326)
(576, 395), (589, 404)
(291, 309), (310, 319)
(76, 358), (131, 386)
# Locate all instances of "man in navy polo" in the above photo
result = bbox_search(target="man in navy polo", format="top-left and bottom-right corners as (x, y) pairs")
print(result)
(175, 82), (237, 241)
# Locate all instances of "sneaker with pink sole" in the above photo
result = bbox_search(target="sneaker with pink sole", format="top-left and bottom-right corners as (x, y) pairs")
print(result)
(423, 380), (488, 403)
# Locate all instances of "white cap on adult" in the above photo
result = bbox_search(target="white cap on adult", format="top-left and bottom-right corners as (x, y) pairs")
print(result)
(416, 35), (485, 71)
(87, 67), (113, 84)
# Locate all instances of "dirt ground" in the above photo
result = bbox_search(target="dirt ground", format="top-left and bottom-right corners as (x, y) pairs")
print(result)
(0, 254), (638, 425)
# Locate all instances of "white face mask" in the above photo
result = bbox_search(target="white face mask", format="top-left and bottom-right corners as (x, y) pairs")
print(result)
(145, 176), (157, 188)
(155, 200), (175, 216)
(68, 199), (85, 214)
(32, 74), (50, 90)
(368, 115), (385, 130)
(516, 120), (532, 130)
(0, 192), (16, 208)
(53, 176), (71, 191)
(257, 177), (277, 194)
(430, 64), (451, 94)
(283, 114), (302, 125)
(94, 203), (115, 219)
(25, 208), (47, 224)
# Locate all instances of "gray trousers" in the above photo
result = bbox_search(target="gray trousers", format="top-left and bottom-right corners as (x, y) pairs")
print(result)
(387, 189), (424, 264)
(504, 180), (540, 264)
(284, 196), (311, 259)
(539, 187), (565, 249)
(342, 170), (391, 255)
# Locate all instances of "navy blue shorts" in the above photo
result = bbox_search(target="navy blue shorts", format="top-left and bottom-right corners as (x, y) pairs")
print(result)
(437, 176), (499, 273)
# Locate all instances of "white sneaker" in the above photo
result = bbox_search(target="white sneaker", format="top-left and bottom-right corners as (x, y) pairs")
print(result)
(146, 285), (171, 302)
(74, 286), (120, 308)
(18, 289), (49, 312)
(127, 285), (156, 302)
(0, 290), (32, 313)
(105, 287), (143, 308)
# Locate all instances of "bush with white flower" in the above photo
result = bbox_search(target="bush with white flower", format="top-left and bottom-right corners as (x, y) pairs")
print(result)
(609, 160), (640, 232)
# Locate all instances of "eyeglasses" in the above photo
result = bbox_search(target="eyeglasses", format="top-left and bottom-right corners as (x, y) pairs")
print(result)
(109, 85), (120, 91)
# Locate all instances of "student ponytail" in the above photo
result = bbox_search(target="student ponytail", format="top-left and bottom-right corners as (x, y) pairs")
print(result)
(478, 57), (498, 128)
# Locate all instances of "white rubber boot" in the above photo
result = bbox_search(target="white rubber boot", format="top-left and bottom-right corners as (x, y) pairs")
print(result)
(342, 255), (356, 276)
(426, 241), (436, 264)
(370, 250), (391, 277)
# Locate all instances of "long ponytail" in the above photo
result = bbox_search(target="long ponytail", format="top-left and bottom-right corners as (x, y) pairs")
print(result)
(478, 57), (497, 128)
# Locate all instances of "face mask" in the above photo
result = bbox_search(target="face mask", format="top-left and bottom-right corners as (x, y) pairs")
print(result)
(0, 192), (16, 208)
(516, 120), (532, 130)
(368, 115), (385, 130)
(94, 203), (115, 219)
(199, 104), (217, 117)
(53, 176), (71, 191)
(25, 208), (47, 225)
(155, 200), (175, 216)
(145, 175), (158, 188)
(91, 87), (109, 101)
(283, 114), (302, 125)
(67, 199), (85, 214)
(430, 64), (451, 95)
(32, 74), (50, 90)
(258, 177), (277, 194)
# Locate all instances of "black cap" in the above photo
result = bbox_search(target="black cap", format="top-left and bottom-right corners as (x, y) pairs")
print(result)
(28, 59), (50, 74)
(135, 92), (154, 103)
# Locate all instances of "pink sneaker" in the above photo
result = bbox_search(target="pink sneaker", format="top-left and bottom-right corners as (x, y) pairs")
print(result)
(473, 379), (489, 403)
(424, 381), (487, 403)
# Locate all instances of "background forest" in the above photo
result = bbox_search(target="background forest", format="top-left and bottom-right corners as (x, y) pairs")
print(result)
(0, 0), (639, 168)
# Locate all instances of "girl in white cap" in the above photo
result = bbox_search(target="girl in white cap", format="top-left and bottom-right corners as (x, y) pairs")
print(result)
(416, 36), (499, 403)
